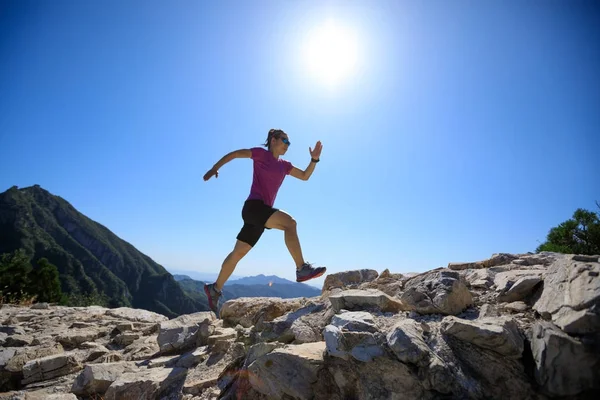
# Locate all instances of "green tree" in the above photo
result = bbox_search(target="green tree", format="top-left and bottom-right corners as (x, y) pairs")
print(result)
(537, 205), (600, 255)
(0, 249), (32, 301)
(28, 258), (62, 303)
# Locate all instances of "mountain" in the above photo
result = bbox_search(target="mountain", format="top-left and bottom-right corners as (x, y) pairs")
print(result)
(173, 273), (308, 287)
(230, 274), (299, 286)
(175, 275), (321, 302)
(167, 269), (243, 283)
(0, 185), (208, 317)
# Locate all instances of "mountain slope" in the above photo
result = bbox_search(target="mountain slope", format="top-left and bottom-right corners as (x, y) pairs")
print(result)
(0, 185), (207, 317)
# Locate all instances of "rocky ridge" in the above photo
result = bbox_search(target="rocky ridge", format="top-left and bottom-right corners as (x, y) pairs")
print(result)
(0, 251), (598, 399)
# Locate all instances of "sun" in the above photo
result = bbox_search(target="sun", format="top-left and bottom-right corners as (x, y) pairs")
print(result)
(304, 20), (359, 86)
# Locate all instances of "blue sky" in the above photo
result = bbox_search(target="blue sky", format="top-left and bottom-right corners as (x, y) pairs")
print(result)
(1, 0), (599, 288)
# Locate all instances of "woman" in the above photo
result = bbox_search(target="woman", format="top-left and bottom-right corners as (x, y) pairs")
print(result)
(202, 128), (326, 314)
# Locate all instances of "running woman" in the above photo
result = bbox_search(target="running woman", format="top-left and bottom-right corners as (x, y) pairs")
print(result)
(202, 128), (326, 314)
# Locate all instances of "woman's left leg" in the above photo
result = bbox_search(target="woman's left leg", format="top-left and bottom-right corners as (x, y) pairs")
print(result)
(265, 210), (305, 269)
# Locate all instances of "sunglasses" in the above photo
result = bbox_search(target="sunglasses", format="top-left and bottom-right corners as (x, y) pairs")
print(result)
(279, 137), (291, 146)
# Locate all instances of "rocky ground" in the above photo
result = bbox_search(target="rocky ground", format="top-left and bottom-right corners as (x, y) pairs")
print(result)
(0, 251), (598, 399)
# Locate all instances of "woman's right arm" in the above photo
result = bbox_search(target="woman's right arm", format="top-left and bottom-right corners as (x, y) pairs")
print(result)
(203, 149), (252, 181)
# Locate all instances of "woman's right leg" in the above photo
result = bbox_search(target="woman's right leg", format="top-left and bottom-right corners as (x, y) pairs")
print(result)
(215, 239), (252, 290)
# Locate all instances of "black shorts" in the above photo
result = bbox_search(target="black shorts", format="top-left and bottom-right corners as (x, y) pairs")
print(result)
(236, 199), (278, 247)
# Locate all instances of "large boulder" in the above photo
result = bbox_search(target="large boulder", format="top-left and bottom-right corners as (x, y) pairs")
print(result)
(533, 255), (600, 334)
(247, 342), (326, 400)
(322, 269), (379, 292)
(157, 312), (215, 354)
(220, 297), (308, 328)
(324, 311), (385, 362)
(329, 289), (405, 313)
(386, 319), (432, 366)
(441, 316), (524, 358)
(530, 321), (600, 397)
(399, 270), (473, 315)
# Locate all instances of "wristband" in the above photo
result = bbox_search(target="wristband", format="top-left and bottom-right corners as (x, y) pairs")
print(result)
(311, 158), (320, 163)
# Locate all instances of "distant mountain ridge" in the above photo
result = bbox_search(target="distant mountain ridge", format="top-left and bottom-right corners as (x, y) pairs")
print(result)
(230, 274), (300, 286)
(173, 273), (306, 287)
(0, 185), (207, 317)
(175, 274), (321, 304)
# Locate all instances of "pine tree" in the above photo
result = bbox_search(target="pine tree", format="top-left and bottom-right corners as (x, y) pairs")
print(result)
(28, 258), (62, 303)
(0, 249), (32, 301)
(537, 205), (600, 255)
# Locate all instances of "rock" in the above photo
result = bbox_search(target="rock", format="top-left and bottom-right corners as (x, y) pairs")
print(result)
(329, 289), (405, 313)
(399, 270), (473, 315)
(247, 342), (326, 399)
(533, 255), (600, 334)
(448, 262), (483, 270)
(220, 297), (308, 328)
(478, 304), (499, 318)
(326, 355), (425, 400)
(207, 328), (237, 346)
(449, 254), (518, 270)
(464, 269), (495, 288)
(502, 301), (529, 313)
(493, 270), (543, 294)
(1, 253), (599, 399)
(21, 353), (82, 385)
(3, 335), (33, 347)
(480, 253), (519, 268)
(103, 367), (187, 400)
(57, 329), (100, 348)
(113, 332), (141, 346)
(71, 362), (134, 395)
(0, 393), (78, 399)
(572, 254), (599, 262)
(175, 347), (209, 368)
(322, 269), (379, 292)
(441, 316), (524, 358)
(4, 343), (64, 373)
(531, 321), (600, 397)
(324, 323), (384, 363)
(331, 311), (378, 332)
(497, 275), (542, 302)
(386, 319), (431, 366)
(106, 307), (168, 324)
(30, 303), (49, 310)
(157, 312), (214, 354)
(256, 302), (325, 344)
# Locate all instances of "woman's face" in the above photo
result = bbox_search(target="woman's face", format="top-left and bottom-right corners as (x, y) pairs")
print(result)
(272, 133), (290, 155)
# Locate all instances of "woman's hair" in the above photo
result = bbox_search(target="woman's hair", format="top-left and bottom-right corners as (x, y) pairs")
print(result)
(263, 129), (285, 150)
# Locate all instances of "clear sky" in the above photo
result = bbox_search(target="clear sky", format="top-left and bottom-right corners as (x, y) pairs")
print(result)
(1, 0), (599, 288)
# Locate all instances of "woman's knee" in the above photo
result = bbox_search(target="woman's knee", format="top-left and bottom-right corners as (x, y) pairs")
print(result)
(231, 241), (252, 259)
(284, 216), (297, 231)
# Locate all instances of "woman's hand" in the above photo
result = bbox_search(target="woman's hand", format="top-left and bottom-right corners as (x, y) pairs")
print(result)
(310, 141), (322, 160)
(203, 168), (219, 181)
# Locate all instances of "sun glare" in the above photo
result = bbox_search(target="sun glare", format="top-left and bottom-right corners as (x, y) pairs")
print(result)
(304, 20), (359, 86)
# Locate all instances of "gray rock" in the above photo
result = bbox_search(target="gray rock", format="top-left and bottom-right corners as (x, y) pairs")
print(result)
(157, 312), (215, 354)
(248, 342), (326, 400)
(329, 289), (405, 313)
(498, 275), (542, 302)
(531, 321), (600, 396)
(386, 319), (431, 366)
(21, 353), (82, 385)
(323, 269), (379, 291)
(104, 366), (187, 400)
(324, 325), (384, 362)
(399, 270), (473, 315)
(441, 316), (524, 358)
(533, 256), (600, 334)
(71, 362), (134, 395)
